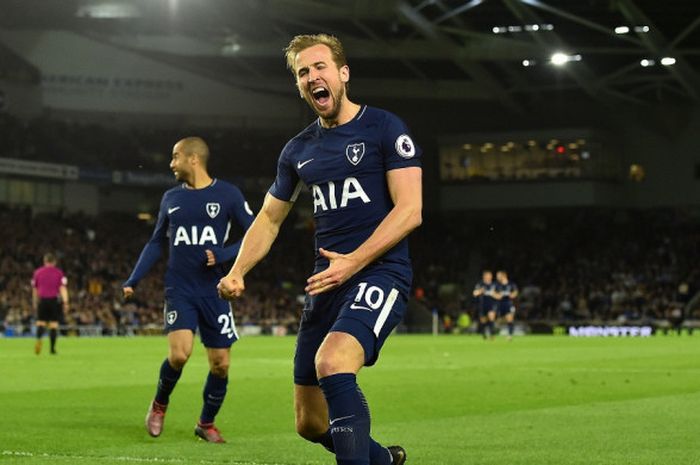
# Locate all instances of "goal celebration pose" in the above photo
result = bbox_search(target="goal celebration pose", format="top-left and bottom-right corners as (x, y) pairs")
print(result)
(218, 34), (422, 465)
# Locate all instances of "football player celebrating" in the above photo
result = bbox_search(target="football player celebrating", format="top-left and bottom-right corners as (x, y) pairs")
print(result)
(124, 137), (254, 442)
(218, 34), (421, 465)
(495, 270), (518, 340)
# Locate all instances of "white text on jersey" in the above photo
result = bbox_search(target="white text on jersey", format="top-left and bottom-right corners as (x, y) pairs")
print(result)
(173, 225), (218, 246)
(311, 177), (371, 213)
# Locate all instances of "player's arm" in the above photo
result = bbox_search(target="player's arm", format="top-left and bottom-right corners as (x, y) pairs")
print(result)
(60, 281), (69, 312)
(123, 200), (168, 298)
(218, 193), (293, 299)
(473, 284), (483, 297)
(510, 285), (519, 299)
(206, 193), (255, 266)
(306, 166), (422, 295)
(31, 285), (38, 313)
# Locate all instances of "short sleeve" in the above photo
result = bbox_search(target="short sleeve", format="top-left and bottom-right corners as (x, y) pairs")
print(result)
(268, 140), (302, 202)
(380, 112), (422, 171)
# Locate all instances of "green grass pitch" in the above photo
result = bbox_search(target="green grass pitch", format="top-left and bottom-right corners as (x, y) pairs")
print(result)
(1, 334), (699, 464)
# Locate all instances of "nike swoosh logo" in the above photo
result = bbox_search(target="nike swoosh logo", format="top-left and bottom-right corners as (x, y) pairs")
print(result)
(167, 206), (181, 214)
(350, 303), (373, 312)
(330, 415), (355, 425)
(297, 158), (314, 169)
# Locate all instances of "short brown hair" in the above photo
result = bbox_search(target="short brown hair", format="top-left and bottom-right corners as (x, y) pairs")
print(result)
(176, 136), (210, 167)
(284, 34), (347, 75)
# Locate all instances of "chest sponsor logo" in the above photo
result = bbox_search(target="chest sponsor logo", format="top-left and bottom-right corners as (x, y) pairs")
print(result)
(173, 226), (218, 246)
(167, 206), (181, 214)
(206, 202), (220, 219)
(395, 134), (416, 158)
(345, 142), (365, 165)
(311, 177), (371, 213)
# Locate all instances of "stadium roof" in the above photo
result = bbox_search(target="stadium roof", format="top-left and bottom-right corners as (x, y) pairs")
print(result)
(1, 0), (699, 113)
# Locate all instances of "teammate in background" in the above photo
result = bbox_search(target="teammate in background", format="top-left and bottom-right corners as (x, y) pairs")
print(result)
(32, 253), (69, 355)
(123, 137), (254, 443)
(218, 34), (421, 465)
(473, 270), (497, 339)
(495, 270), (518, 340)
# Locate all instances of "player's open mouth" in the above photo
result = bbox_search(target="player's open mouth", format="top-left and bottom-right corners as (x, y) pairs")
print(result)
(311, 86), (330, 106)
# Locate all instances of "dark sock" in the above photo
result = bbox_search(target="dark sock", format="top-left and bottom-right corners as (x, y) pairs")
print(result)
(319, 373), (371, 465)
(200, 372), (228, 424)
(489, 321), (496, 336)
(312, 429), (392, 465)
(154, 359), (182, 405)
(312, 430), (335, 453)
(37, 326), (45, 339)
(508, 322), (514, 336)
(49, 328), (57, 352)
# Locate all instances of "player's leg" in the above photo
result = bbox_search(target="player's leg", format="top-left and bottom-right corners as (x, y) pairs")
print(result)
(294, 385), (332, 449)
(487, 309), (497, 339)
(35, 321), (46, 354)
(193, 347), (230, 443)
(48, 321), (59, 354)
(194, 298), (238, 443)
(505, 310), (515, 340)
(294, 291), (399, 465)
(47, 299), (62, 354)
(145, 329), (194, 437)
(35, 300), (49, 354)
(478, 313), (488, 339)
(315, 275), (409, 465)
(146, 296), (197, 437)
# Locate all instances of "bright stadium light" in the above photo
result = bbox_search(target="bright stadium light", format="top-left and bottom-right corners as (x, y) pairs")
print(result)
(76, 2), (141, 18)
(614, 26), (630, 34)
(551, 53), (567, 65)
(640, 59), (655, 67)
(550, 53), (581, 66)
(661, 57), (676, 66)
(634, 25), (650, 33)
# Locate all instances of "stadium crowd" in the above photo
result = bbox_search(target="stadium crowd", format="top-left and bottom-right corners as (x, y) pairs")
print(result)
(413, 208), (699, 325)
(0, 206), (311, 336)
(1, 204), (697, 335)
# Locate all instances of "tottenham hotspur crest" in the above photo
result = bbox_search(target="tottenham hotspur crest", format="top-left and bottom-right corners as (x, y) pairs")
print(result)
(206, 202), (221, 219)
(346, 142), (365, 165)
(166, 310), (177, 325)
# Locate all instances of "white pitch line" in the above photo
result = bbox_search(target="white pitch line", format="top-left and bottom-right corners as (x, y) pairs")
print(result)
(1, 450), (293, 465)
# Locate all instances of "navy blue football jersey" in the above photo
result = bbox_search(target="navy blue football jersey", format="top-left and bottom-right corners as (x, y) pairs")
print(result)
(125, 179), (254, 296)
(496, 281), (518, 305)
(268, 105), (421, 271)
(474, 280), (497, 310)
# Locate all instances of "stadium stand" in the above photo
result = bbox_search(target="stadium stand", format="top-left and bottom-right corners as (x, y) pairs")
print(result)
(0, 205), (310, 336)
(1, 203), (698, 336)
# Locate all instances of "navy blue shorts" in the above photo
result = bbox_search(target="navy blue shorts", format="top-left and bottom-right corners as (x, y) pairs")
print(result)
(163, 294), (239, 348)
(478, 303), (496, 317)
(294, 266), (410, 386)
(498, 303), (516, 318)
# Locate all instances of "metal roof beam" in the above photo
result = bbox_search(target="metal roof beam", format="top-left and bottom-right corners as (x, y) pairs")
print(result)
(397, 0), (523, 112)
(520, 0), (642, 46)
(501, 0), (613, 102)
(615, 0), (700, 100)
